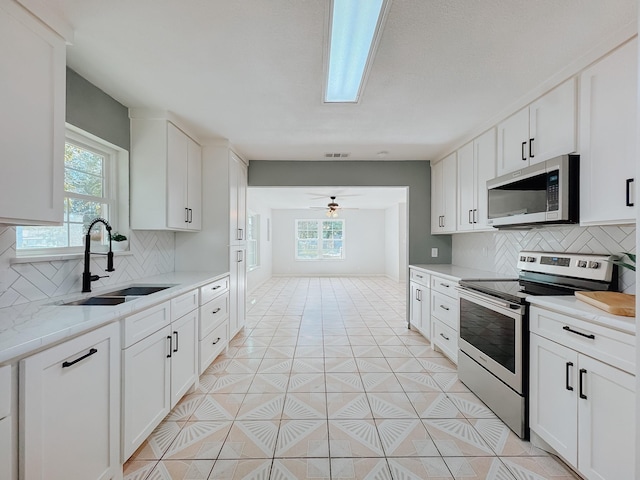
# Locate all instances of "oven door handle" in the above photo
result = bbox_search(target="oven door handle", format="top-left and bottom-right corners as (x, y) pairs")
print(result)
(457, 287), (524, 313)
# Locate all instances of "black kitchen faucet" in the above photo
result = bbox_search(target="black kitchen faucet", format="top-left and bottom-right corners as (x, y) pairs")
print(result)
(82, 217), (115, 292)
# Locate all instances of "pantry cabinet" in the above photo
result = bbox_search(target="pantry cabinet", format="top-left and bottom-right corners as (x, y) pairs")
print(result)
(230, 248), (247, 339)
(457, 128), (496, 231)
(431, 152), (457, 234)
(579, 38), (637, 225)
(409, 269), (430, 339)
(20, 323), (121, 480)
(497, 79), (576, 175)
(130, 112), (202, 231)
(529, 306), (635, 480)
(229, 151), (248, 244)
(0, 0), (66, 226)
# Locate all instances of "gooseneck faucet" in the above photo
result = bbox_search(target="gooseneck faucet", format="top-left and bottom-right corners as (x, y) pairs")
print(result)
(82, 217), (115, 293)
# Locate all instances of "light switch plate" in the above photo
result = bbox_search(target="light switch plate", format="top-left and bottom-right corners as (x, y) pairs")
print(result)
(431, 248), (438, 257)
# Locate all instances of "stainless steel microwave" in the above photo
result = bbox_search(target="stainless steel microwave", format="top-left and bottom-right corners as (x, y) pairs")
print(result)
(487, 154), (579, 228)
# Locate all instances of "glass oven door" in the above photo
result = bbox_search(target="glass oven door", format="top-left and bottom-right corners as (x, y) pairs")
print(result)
(458, 288), (525, 394)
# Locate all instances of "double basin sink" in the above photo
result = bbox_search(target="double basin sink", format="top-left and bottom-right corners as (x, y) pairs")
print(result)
(63, 285), (175, 306)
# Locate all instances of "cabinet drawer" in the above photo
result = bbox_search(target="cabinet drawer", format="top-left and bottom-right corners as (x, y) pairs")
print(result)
(410, 269), (430, 288)
(432, 291), (459, 331)
(171, 289), (199, 320)
(122, 301), (171, 348)
(200, 277), (230, 305)
(530, 306), (635, 374)
(0, 365), (10, 419)
(434, 320), (458, 364)
(199, 293), (229, 340)
(199, 321), (228, 374)
(432, 276), (458, 298)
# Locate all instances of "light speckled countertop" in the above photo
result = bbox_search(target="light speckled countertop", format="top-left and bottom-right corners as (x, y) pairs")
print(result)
(409, 264), (514, 282)
(527, 295), (636, 335)
(0, 271), (228, 364)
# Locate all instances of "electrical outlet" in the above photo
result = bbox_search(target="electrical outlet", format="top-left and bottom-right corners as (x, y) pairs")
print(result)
(431, 247), (438, 257)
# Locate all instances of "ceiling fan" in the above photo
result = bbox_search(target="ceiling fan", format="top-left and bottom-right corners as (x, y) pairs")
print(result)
(309, 196), (357, 217)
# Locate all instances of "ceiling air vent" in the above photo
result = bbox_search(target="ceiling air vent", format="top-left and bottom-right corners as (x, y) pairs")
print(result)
(324, 152), (350, 158)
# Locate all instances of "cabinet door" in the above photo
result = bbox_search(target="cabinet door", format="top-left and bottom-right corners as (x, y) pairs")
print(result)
(229, 247), (247, 338)
(0, 416), (12, 480)
(577, 354), (635, 480)
(431, 160), (444, 233)
(529, 334), (578, 468)
(167, 122), (189, 230)
(473, 128), (496, 230)
(529, 78), (576, 166)
(497, 107), (529, 175)
(170, 310), (198, 409)
(457, 142), (475, 232)
(579, 39), (637, 225)
(122, 325), (171, 461)
(229, 152), (247, 244)
(441, 152), (457, 233)
(0, 1), (65, 225)
(21, 323), (120, 480)
(409, 282), (430, 338)
(187, 137), (202, 230)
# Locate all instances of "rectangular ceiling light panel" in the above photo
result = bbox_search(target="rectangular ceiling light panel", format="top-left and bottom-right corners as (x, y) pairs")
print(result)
(325, 0), (388, 103)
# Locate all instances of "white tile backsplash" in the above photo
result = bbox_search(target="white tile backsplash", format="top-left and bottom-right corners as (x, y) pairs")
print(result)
(452, 225), (636, 293)
(0, 227), (175, 307)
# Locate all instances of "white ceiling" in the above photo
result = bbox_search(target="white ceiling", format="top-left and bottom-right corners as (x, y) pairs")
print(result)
(53, 0), (636, 161)
(247, 187), (407, 211)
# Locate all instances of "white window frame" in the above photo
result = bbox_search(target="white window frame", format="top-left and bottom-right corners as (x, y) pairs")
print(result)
(295, 219), (345, 261)
(247, 211), (260, 271)
(15, 124), (129, 257)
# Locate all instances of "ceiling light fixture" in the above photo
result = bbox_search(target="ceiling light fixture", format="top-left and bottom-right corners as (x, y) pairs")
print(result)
(324, 0), (391, 103)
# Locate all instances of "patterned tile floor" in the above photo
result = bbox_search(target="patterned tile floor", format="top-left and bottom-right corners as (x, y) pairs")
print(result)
(124, 277), (579, 480)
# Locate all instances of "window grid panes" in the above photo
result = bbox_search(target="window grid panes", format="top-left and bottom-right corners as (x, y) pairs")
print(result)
(16, 136), (114, 251)
(296, 219), (345, 260)
(247, 213), (260, 270)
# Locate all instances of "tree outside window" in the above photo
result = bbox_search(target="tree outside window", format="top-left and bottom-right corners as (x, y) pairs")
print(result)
(295, 219), (345, 260)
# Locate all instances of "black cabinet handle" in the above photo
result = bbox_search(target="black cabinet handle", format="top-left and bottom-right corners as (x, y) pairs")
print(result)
(212, 337), (221, 345)
(211, 285), (221, 290)
(188, 208), (193, 223)
(167, 335), (172, 358)
(565, 362), (574, 391)
(440, 283), (450, 288)
(173, 331), (179, 353)
(440, 304), (450, 311)
(62, 348), (98, 368)
(529, 138), (535, 158)
(563, 326), (595, 339)
(185, 207), (189, 223)
(579, 368), (587, 399)
(521, 141), (527, 161)
(212, 307), (221, 314)
(626, 178), (634, 207)
(468, 209), (473, 224)
(439, 332), (450, 341)
(473, 209), (478, 224)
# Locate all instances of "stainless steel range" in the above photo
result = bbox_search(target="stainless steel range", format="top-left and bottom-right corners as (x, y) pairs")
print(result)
(457, 251), (616, 439)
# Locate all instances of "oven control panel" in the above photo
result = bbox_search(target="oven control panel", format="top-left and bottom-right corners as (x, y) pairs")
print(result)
(517, 251), (614, 282)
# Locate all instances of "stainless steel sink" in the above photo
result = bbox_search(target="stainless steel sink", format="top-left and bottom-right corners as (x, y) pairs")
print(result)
(97, 285), (173, 297)
(64, 297), (127, 306)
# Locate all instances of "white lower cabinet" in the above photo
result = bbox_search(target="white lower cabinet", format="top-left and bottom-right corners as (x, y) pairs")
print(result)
(20, 322), (121, 480)
(0, 416), (11, 480)
(122, 293), (198, 462)
(530, 306), (635, 480)
(431, 275), (459, 364)
(199, 277), (230, 374)
(409, 269), (431, 339)
(230, 248), (246, 339)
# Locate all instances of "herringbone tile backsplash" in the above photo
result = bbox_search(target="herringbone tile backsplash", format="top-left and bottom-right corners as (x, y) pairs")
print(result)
(452, 225), (636, 293)
(0, 227), (175, 307)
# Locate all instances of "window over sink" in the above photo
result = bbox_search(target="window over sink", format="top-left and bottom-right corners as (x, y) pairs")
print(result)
(16, 125), (129, 255)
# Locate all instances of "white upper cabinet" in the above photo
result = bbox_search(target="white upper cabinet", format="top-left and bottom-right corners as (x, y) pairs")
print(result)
(579, 38), (637, 225)
(0, 1), (66, 225)
(497, 79), (576, 175)
(229, 151), (247, 245)
(431, 152), (457, 234)
(457, 128), (496, 231)
(130, 112), (202, 231)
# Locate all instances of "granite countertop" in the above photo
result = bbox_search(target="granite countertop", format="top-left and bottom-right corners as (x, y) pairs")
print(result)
(527, 295), (636, 335)
(409, 264), (514, 282)
(0, 271), (228, 365)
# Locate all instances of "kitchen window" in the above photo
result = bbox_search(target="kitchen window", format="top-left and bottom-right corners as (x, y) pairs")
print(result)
(247, 212), (260, 271)
(295, 219), (345, 260)
(16, 125), (129, 255)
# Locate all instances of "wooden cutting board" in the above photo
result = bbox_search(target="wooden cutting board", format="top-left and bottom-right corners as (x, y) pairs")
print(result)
(575, 291), (636, 317)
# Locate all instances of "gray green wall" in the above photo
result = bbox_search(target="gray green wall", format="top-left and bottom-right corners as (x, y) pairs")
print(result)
(66, 68), (130, 150)
(248, 160), (452, 265)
